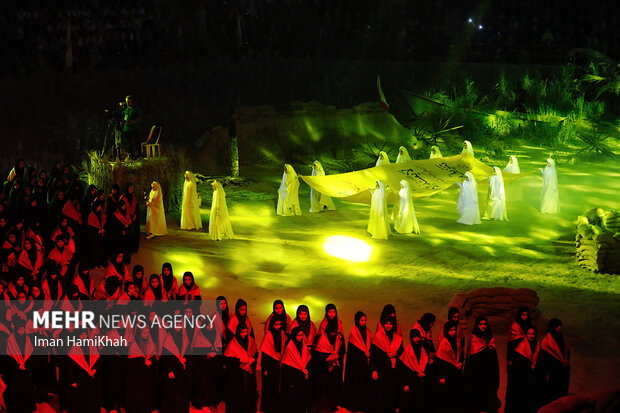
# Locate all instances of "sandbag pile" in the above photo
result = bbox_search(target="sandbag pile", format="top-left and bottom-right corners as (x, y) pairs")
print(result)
(576, 208), (620, 274)
(449, 287), (540, 333)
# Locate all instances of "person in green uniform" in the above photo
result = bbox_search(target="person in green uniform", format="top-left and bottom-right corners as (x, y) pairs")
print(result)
(122, 95), (142, 158)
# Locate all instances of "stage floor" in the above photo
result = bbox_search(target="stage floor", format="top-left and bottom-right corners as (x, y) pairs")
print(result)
(37, 144), (620, 412)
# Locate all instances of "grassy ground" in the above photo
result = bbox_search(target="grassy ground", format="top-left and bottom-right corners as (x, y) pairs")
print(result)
(36, 142), (620, 413)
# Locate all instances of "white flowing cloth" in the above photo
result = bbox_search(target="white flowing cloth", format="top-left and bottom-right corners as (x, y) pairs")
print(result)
(309, 161), (335, 213)
(209, 181), (234, 240)
(541, 159), (559, 214)
(462, 140), (474, 157)
(456, 172), (481, 225)
(277, 164), (302, 216)
(375, 151), (390, 166)
(367, 180), (391, 239)
(394, 180), (420, 234)
(396, 146), (411, 163)
(429, 145), (443, 159)
(146, 181), (167, 236)
(503, 155), (520, 174)
(484, 167), (508, 221)
(180, 171), (202, 230)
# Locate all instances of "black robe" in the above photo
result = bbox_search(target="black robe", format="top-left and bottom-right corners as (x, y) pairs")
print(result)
(463, 344), (500, 413)
(125, 355), (159, 413)
(158, 339), (191, 413)
(66, 350), (103, 413)
(224, 351), (257, 413)
(281, 363), (308, 413)
(342, 341), (371, 412)
(539, 334), (570, 405)
(397, 348), (430, 413)
(3, 336), (37, 413)
(504, 348), (545, 413)
(367, 342), (402, 413)
(310, 336), (344, 413)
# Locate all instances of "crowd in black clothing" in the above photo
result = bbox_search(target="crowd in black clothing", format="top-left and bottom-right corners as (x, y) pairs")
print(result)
(1, 253), (571, 413)
(1, 0), (617, 75)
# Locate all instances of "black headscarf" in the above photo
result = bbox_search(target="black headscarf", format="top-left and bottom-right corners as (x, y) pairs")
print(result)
(324, 303), (338, 332)
(380, 304), (396, 324)
(46, 270), (61, 301)
(290, 326), (304, 355)
(515, 306), (532, 332)
(295, 305), (311, 338)
(25, 237), (38, 266)
(325, 313), (339, 347)
(355, 311), (367, 344)
(268, 315), (284, 354)
(382, 315), (396, 342)
(148, 274), (162, 300)
(161, 263), (174, 292)
(182, 271), (195, 291)
(217, 296), (230, 325)
(548, 318), (565, 354)
(418, 313), (436, 333)
(527, 326), (538, 352)
(124, 183), (135, 204)
(409, 328), (422, 359)
(112, 252), (125, 276)
(271, 299), (288, 330)
(472, 316), (493, 342)
(12, 316), (28, 352)
(77, 266), (92, 296)
(235, 298), (248, 326)
(443, 320), (458, 355)
(132, 265), (144, 289)
(235, 323), (249, 350)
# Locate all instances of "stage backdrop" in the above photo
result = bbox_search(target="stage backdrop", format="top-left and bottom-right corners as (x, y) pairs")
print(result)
(300, 153), (535, 204)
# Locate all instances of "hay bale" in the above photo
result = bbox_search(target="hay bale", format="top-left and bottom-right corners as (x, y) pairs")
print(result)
(575, 209), (620, 274)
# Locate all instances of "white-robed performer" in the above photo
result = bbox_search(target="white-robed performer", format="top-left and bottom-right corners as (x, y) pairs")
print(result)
(504, 155), (520, 174)
(367, 180), (391, 239)
(540, 158), (559, 214)
(504, 155), (522, 200)
(309, 161), (335, 213)
(396, 146), (411, 163)
(180, 171), (202, 230)
(462, 140), (474, 156)
(145, 181), (167, 239)
(276, 164), (302, 216)
(209, 180), (234, 240)
(394, 179), (420, 234)
(375, 151), (390, 166)
(483, 167), (508, 221)
(456, 172), (481, 225)
(430, 145), (443, 159)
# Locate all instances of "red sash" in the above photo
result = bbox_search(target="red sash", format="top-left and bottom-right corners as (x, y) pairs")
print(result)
(68, 344), (100, 377)
(400, 344), (429, 375)
(113, 209), (131, 227)
(372, 324), (403, 368)
(467, 335), (495, 356)
(436, 337), (462, 368)
(73, 275), (94, 298)
(87, 211), (105, 230)
(514, 337), (540, 369)
(176, 283), (201, 300)
(128, 337), (158, 364)
(105, 263), (128, 281)
(6, 334), (34, 370)
(281, 339), (311, 372)
(541, 333), (568, 366)
(260, 329), (287, 362)
(62, 201), (82, 224)
(18, 250), (44, 273)
(508, 321), (525, 342)
(348, 325), (372, 355)
(162, 330), (189, 368)
(224, 337), (257, 374)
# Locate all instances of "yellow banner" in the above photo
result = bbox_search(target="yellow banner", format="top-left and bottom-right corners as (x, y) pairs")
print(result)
(300, 153), (534, 204)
